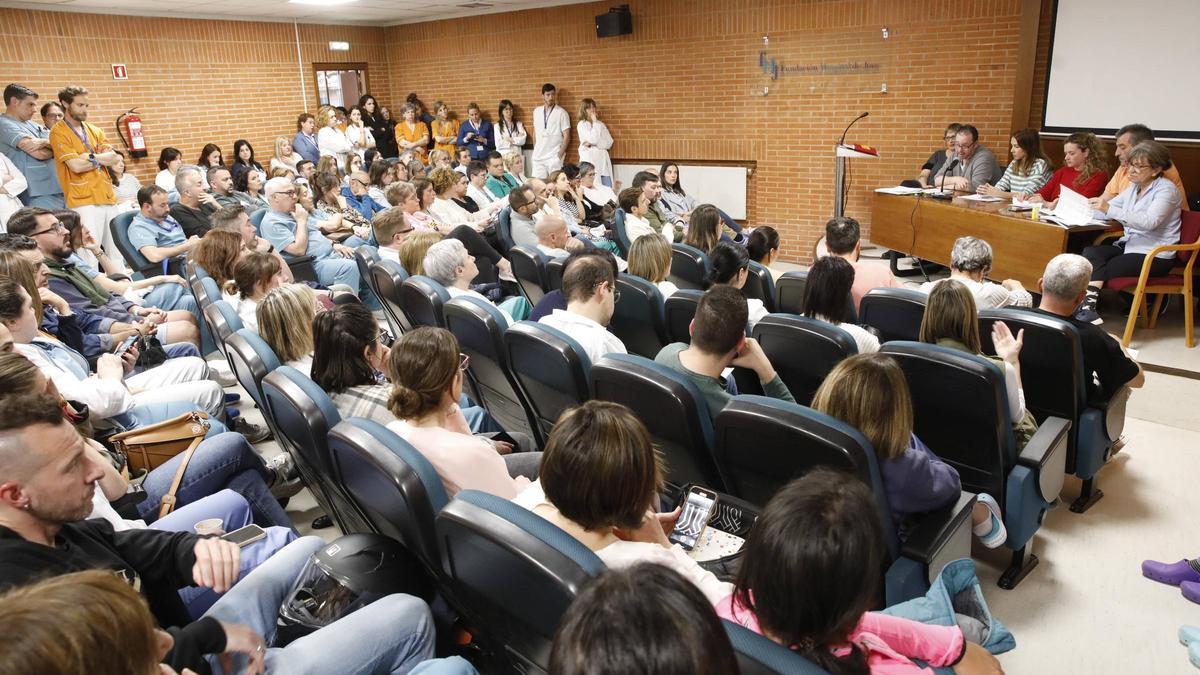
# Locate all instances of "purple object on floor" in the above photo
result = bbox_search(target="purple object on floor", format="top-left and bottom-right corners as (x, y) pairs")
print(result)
(1182, 582), (1200, 605)
(1142, 559), (1200, 586)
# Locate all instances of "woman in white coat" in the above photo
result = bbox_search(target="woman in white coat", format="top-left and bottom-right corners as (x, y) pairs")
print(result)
(494, 99), (527, 156)
(576, 98), (614, 188)
(0, 151), (27, 229)
(316, 105), (353, 166)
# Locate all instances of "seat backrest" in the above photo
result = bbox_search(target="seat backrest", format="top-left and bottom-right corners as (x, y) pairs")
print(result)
(328, 418), (449, 578)
(503, 321), (592, 438)
(713, 395), (898, 557)
(436, 490), (602, 673)
(399, 275), (451, 329)
(669, 243), (711, 291)
(610, 274), (669, 358)
(494, 207), (515, 255)
(109, 210), (157, 278)
(774, 270), (808, 315)
(752, 314), (857, 406)
(509, 245), (549, 305)
(370, 259), (412, 335)
(355, 245), (380, 295)
(978, 308), (1084, 468)
(224, 329), (280, 413)
(545, 257), (566, 291)
(664, 289), (704, 344)
(261, 366), (369, 533)
(199, 277), (221, 309)
(203, 300), (243, 357)
(613, 208), (631, 256)
(591, 353), (723, 491)
(724, 621), (830, 675)
(744, 262), (777, 313)
(190, 279), (210, 308)
(1179, 210), (1200, 263)
(249, 207), (267, 234)
(444, 296), (540, 443)
(859, 287), (928, 343)
(880, 342), (1012, 510)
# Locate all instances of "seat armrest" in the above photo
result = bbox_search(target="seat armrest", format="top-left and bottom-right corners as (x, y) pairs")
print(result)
(1017, 415), (1070, 502)
(900, 491), (976, 571)
(1102, 386), (1132, 442)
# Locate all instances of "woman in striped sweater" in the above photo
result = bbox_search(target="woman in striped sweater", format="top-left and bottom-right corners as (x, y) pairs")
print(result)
(977, 128), (1052, 199)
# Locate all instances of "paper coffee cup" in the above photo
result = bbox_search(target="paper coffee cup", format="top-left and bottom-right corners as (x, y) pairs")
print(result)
(194, 518), (225, 536)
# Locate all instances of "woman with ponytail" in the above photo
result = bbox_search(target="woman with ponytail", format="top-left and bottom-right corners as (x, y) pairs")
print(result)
(719, 468), (1002, 675)
(385, 326), (539, 498)
(707, 240), (768, 330)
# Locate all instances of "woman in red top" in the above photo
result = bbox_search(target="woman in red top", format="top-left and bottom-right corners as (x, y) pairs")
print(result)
(1028, 131), (1109, 207)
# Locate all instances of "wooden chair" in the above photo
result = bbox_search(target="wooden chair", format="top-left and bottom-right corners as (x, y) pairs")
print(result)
(1098, 211), (1200, 347)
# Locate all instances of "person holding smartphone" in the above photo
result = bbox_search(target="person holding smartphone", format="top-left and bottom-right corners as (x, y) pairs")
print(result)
(513, 400), (733, 605)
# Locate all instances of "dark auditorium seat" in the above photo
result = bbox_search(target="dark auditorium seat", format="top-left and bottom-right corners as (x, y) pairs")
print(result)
(664, 289), (704, 345)
(371, 259), (412, 335)
(509, 245), (550, 306)
(399, 274), (451, 329)
(773, 270), (808, 315)
(612, 207), (632, 256)
(859, 287), (927, 343)
(724, 620), (829, 675)
(669, 243), (711, 291)
(752, 314), (858, 405)
(504, 321), (592, 439)
(609, 274), (670, 358)
(744, 261), (777, 313)
(546, 257), (566, 291)
(882, 341), (1070, 589)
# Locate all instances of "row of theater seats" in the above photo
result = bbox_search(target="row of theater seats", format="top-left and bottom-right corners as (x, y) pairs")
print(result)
(181, 258), (830, 673)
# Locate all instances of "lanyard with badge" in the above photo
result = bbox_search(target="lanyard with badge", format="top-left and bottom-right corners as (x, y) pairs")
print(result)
(469, 120), (484, 153)
(69, 122), (100, 170)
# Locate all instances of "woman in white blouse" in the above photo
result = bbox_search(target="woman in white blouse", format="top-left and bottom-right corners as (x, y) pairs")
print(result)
(107, 150), (141, 212)
(154, 147), (183, 194)
(316, 105), (352, 166)
(344, 105), (377, 161)
(270, 136), (302, 175)
(0, 151), (27, 228)
(802, 256), (881, 355)
(494, 99), (528, 156)
(427, 167), (503, 233)
(576, 98), (614, 187)
(708, 242), (769, 331)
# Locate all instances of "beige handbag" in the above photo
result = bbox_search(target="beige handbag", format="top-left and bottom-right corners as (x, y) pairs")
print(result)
(108, 411), (210, 518)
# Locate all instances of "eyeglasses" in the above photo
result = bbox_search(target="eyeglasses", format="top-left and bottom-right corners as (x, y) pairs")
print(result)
(396, 228), (415, 235)
(275, 189), (297, 197)
(459, 352), (471, 371)
(374, 330), (395, 348)
(943, 135), (956, 141)
(1127, 163), (1152, 172)
(351, 179), (368, 187)
(28, 221), (65, 237)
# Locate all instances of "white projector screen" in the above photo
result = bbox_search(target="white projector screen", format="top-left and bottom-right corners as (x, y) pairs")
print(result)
(1043, 0), (1200, 139)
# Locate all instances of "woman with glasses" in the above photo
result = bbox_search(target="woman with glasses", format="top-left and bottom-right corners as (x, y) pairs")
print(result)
(916, 123), (962, 188)
(1076, 140), (1183, 324)
(578, 161), (617, 222)
(387, 326), (540, 499)
(311, 301), (400, 423)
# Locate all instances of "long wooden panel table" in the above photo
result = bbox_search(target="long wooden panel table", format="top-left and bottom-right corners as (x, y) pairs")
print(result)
(869, 192), (1111, 288)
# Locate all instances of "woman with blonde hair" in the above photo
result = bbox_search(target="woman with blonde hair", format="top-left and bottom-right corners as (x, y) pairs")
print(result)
(430, 101), (460, 158)
(399, 231), (443, 275)
(395, 102), (430, 162)
(627, 233), (677, 297)
(271, 136), (302, 174)
(1029, 131), (1109, 206)
(427, 148), (452, 172)
(812, 353), (1006, 548)
(257, 283), (317, 375)
(576, 98), (614, 187)
(504, 150), (529, 184)
(316, 105), (353, 166)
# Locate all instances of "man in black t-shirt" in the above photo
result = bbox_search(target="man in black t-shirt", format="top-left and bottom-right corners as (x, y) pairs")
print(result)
(169, 165), (217, 238)
(1034, 254), (1144, 405)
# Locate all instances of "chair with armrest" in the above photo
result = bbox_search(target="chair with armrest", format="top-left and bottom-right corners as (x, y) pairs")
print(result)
(399, 275), (451, 329)
(612, 207), (632, 256)
(744, 261), (777, 313)
(860, 287), (928, 343)
(371, 259), (411, 336)
(109, 210), (171, 280)
(664, 289), (704, 345)
(250, 207), (319, 283)
(713, 395), (976, 605)
(509, 245), (550, 306)
(669, 243), (711, 291)
(494, 207), (515, 255)
(202, 300), (243, 363)
(724, 620), (830, 675)
(610, 274), (670, 358)
(774, 271), (808, 315)
(355, 245), (380, 296)
(881, 342), (1071, 589)
(752, 314), (857, 406)
(546, 257), (566, 291)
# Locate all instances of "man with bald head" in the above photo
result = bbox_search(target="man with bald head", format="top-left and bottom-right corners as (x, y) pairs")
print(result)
(343, 169), (384, 226)
(535, 213), (583, 259)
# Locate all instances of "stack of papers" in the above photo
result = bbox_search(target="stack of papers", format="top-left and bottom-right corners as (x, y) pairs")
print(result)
(1011, 197), (1038, 210)
(1040, 186), (1108, 227)
(875, 186), (925, 195)
(960, 194), (1003, 202)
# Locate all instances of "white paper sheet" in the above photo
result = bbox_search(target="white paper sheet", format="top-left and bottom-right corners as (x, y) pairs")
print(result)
(875, 186), (925, 195)
(960, 194), (1004, 202)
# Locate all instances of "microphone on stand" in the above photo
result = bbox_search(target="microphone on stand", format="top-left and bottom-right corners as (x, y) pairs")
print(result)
(931, 158), (960, 200)
(839, 111), (870, 147)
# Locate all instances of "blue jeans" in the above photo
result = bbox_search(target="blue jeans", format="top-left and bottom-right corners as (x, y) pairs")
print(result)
(315, 255), (380, 310)
(144, 281), (199, 319)
(204, 536), (435, 674)
(151, 489), (298, 617)
(137, 432), (294, 531)
(124, 401), (229, 434)
(25, 193), (65, 208)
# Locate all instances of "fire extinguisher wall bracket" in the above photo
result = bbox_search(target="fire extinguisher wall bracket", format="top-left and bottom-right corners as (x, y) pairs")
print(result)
(116, 108), (148, 159)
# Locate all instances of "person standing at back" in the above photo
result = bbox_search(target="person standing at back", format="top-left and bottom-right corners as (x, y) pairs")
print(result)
(47, 86), (123, 265)
(532, 83), (571, 179)
(0, 84), (63, 209)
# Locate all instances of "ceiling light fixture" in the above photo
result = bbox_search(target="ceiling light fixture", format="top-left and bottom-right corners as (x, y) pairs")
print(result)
(329, 41), (349, 51)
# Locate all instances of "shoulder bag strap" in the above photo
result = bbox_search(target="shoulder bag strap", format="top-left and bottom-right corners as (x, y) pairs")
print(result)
(156, 436), (204, 519)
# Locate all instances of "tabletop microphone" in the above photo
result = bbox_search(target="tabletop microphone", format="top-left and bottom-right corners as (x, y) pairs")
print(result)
(931, 158), (960, 200)
(838, 112), (869, 147)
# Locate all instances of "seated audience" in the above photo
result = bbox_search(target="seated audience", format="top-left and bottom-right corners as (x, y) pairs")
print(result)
(310, 301), (399, 423)
(682, 204), (724, 253)
(550, 167), (586, 226)
(316, 105), (352, 165)
(535, 213), (581, 258)
(154, 146), (183, 194)
(505, 149), (529, 184)
(1100, 123), (1189, 210)
(464, 160), (498, 210)
(107, 149), (141, 209)
(367, 158), (397, 210)
(206, 165), (239, 208)
(657, 161), (697, 222)
(343, 168), (385, 224)
(1029, 131), (1109, 206)
(917, 122), (961, 187)
(977, 128), (1052, 198)
(256, 283), (317, 376)
(400, 231), (443, 275)
(707, 241), (768, 329)
(260, 176), (364, 297)
(627, 232), (677, 298)
(936, 124), (1003, 192)
(1034, 254), (1145, 404)
(507, 182), (542, 247)
(919, 236), (1032, 308)
(578, 160), (618, 221)
(718, 468), (1003, 673)
(170, 165), (216, 237)
(271, 135), (302, 174)
(373, 207), (415, 264)
(538, 253), (626, 362)
(196, 143), (223, 186)
(0, 393), (435, 673)
(514, 400), (729, 602)
(655, 285), (794, 418)
(824, 216), (902, 310)
(127, 185), (199, 273)
(484, 150), (521, 199)
(632, 170), (682, 238)
(920, 279), (1037, 443)
(387, 327), (538, 498)
(1079, 140), (1182, 324)
(529, 249), (620, 322)
(423, 239), (529, 322)
(231, 139), (267, 188)
(227, 251), (286, 331)
(310, 171), (366, 245)
(802, 256), (880, 354)
(812, 354), (1007, 547)
(192, 230), (244, 288)
(550, 563), (740, 675)
(747, 225), (782, 281)
(233, 167), (269, 211)
(619, 186), (667, 242)
(428, 167), (503, 231)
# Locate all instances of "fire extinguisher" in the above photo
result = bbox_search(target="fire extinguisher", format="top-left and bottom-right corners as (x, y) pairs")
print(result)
(116, 108), (148, 159)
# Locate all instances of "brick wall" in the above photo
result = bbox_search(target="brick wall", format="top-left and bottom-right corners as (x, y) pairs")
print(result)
(0, 9), (392, 186)
(386, 0), (1029, 262)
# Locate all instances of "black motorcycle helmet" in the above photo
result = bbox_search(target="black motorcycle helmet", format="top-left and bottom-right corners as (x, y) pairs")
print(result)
(276, 534), (415, 644)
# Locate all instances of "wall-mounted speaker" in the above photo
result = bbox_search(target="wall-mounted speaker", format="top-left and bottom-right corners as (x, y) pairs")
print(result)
(596, 5), (632, 38)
